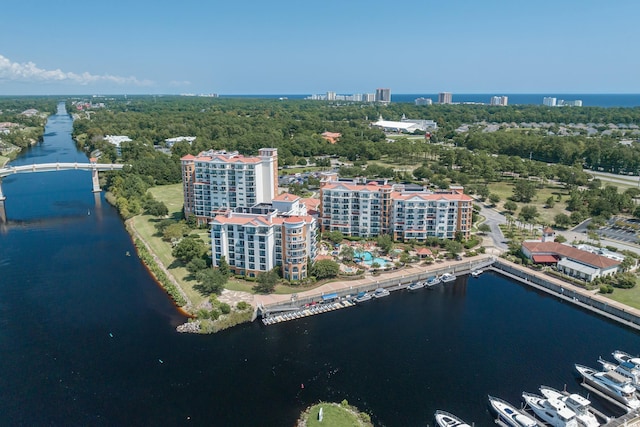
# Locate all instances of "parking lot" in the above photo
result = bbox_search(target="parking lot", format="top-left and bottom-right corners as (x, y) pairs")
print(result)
(590, 217), (640, 244)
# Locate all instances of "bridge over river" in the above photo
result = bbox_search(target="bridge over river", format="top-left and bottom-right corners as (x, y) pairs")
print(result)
(0, 160), (125, 201)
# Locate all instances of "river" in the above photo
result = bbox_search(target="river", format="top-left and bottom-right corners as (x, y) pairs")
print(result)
(0, 103), (639, 426)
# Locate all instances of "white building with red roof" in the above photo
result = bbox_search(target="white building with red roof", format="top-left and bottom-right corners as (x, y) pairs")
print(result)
(181, 148), (278, 224)
(521, 241), (620, 282)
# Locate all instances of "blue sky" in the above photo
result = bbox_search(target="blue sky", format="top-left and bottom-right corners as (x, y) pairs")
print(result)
(1, 0), (639, 95)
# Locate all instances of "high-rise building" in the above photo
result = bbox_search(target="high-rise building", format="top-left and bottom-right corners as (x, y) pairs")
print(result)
(319, 175), (473, 240)
(490, 96), (508, 106)
(375, 88), (391, 103)
(543, 97), (557, 107)
(415, 97), (433, 106)
(326, 91), (336, 101)
(438, 92), (453, 104)
(181, 148), (278, 224)
(363, 93), (376, 102)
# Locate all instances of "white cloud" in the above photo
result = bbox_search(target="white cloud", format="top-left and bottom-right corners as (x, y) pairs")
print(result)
(0, 54), (153, 86)
(169, 80), (191, 86)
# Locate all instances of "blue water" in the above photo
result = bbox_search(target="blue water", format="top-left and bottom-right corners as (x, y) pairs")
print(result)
(221, 93), (640, 107)
(354, 250), (390, 266)
(1, 102), (640, 426)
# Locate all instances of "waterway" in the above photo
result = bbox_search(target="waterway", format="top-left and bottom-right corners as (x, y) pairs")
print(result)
(1, 103), (640, 426)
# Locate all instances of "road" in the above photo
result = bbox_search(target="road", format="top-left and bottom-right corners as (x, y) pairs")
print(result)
(476, 202), (509, 252)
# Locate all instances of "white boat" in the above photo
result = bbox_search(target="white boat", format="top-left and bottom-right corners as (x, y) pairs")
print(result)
(488, 395), (538, 427)
(373, 288), (390, 298)
(354, 292), (371, 303)
(575, 364), (640, 410)
(522, 391), (578, 427)
(598, 357), (640, 390)
(434, 410), (472, 427)
(471, 269), (483, 277)
(612, 350), (640, 369)
(426, 276), (441, 287)
(539, 385), (601, 427)
(407, 281), (425, 291)
(440, 273), (456, 283)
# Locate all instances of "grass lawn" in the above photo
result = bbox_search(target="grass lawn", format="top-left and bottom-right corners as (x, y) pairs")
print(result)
(488, 180), (571, 224)
(148, 183), (184, 219)
(0, 155), (9, 167)
(303, 403), (370, 427)
(604, 285), (640, 310)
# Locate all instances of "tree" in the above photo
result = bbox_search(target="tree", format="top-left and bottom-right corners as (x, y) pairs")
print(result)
(503, 200), (518, 214)
(554, 235), (567, 243)
(339, 245), (354, 262)
(554, 213), (571, 228)
(512, 179), (537, 203)
(377, 234), (394, 254)
(186, 257), (207, 274)
(545, 196), (555, 208)
(324, 230), (344, 245)
(445, 240), (463, 257)
(488, 193), (500, 205)
(312, 259), (340, 280)
(520, 205), (539, 224)
(478, 185), (490, 201)
(172, 237), (206, 264)
(163, 223), (189, 242)
(478, 224), (491, 234)
(144, 198), (169, 216)
(254, 269), (279, 294)
(218, 256), (230, 277)
(195, 268), (227, 295)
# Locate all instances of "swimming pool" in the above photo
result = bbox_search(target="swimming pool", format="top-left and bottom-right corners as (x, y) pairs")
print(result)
(354, 250), (390, 267)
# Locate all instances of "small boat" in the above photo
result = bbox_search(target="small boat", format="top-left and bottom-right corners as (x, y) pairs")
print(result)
(575, 364), (640, 410)
(598, 357), (640, 390)
(488, 395), (538, 427)
(125, 251), (131, 256)
(471, 269), (483, 278)
(408, 281), (425, 291)
(522, 391), (578, 427)
(373, 288), (390, 298)
(426, 276), (441, 287)
(440, 273), (456, 283)
(539, 385), (600, 427)
(354, 292), (372, 303)
(434, 410), (472, 427)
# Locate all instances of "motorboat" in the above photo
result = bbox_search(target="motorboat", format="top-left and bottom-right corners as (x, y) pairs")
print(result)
(598, 357), (640, 390)
(575, 364), (640, 410)
(612, 350), (640, 369)
(539, 385), (601, 427)
(440, 273), (456, 283)
(488, 395), (538, 427)
(471, 269), (483, 278)
(522, 391), (578, 427)
(434, 410), (472, 427)
(407, 281), (425, 291)
(373, 288), (390, 298)
(425, 276), (441, 287)
(354, 292), (372, 303)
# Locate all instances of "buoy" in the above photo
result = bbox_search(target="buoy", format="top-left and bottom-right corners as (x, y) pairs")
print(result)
(109, 333), (113, 338)
(159, 359), (164, 364)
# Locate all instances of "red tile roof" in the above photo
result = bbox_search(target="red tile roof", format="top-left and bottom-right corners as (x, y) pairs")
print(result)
(522, 241), (620, 269)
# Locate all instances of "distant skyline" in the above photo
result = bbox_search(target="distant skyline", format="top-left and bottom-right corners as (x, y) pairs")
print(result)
(2, 0), (640, 95)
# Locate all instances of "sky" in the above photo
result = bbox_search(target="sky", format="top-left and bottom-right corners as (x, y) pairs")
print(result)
(1, 0), (639, 95)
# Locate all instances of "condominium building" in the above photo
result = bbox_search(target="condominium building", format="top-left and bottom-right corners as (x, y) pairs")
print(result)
(375, 88), (391, 103)
(181, 148), (278, 224)
(490, 96), (508, 106)
(438, 92), (453, 104)
(543, 97), (557, 107)
(210, 194), (317, 280)
(319, 175), (473, 240)
(392, 191), (473, 241)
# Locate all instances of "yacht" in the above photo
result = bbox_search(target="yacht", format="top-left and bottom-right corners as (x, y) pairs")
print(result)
(598, 357), (640, 390)
(539, 386), (601, 427)
(434, 410), (472, 427)
(488, 395), (538, 427)
(354, 292), (372, 303)
(373, 288), (390, 298)
(407, 281), (425, 291)
(575, 364), (640, 410)
(426, 276), (441, 287)
(612, 350), (640, 369)
(522, 391), (578, 427)
(440, 273), (456, 283)
(471, 269), (483, 278)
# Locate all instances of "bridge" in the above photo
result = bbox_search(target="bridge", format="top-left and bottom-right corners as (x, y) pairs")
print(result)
(0, 160), (125, 201)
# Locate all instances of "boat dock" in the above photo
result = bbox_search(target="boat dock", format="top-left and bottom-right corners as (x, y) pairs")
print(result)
(579, 377), (635, 413)
(601, 410), (640, 427)
(261, 300), (356, 325)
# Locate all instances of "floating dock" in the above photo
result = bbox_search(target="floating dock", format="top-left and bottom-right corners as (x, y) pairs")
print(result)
(261, 300), (355, 325)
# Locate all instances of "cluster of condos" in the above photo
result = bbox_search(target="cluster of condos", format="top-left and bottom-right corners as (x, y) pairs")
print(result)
(181, 149), (474, 280)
